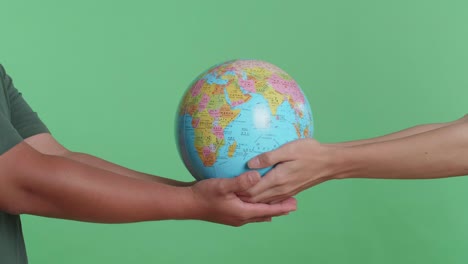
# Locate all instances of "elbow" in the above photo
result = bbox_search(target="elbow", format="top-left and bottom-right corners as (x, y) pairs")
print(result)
(0, 173), (46, 215)
(2, 201), (27, 216)
(0, 182), (35, 216)
(0, 144), (59, 216)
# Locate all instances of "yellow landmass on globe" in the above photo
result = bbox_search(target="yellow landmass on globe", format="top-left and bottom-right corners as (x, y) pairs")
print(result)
(212, 84), (224, 95)
(221, 74), (236, 81)
(228, 141), (237, 157)
(288, 97), (304, 118)
(218, 104), (240, 128)
(195, 145), (217, 167)
(193, 111), (214, 129)
(205, 93), (225, 111)
(193, 129), (224, 167)
(244, 67), (273, 79)
(201, 82), (224, 96)
(262, 86), (284, 116)
(294, 123), (301, 139)
(226, 82), (252, 106)
(181, 91), (202, 116)
(189, 91), (241, 167)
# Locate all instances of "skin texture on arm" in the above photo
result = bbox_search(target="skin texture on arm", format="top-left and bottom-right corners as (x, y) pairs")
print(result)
(24, 133), (193, 186)
(327, 115), (468, 147)
(0, 142), (296, 226)
(240, 115), (468, 204)
(342, 120), (468, 179)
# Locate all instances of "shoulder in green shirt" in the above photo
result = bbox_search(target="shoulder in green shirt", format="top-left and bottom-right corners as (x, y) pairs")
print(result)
(0, 64), (49, 264)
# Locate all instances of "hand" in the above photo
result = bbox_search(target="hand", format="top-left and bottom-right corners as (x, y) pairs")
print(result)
(190, 171), (297, 226)
(239, 138), (338, 204)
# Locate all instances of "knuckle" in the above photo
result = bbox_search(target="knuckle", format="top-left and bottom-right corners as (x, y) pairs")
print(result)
(259, 153), (272, 165)
(271, 169), (286, 186)
(285, 140), (301, 154)
(236, 177), (248, 191)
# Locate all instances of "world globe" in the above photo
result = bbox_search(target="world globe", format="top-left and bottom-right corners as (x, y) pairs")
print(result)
(176, 59), (314, 180)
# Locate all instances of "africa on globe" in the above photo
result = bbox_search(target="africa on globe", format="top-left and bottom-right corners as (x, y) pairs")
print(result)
(176, 59), (314, 180)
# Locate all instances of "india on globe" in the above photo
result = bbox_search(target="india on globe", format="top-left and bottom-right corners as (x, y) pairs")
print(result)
(176, 59), (314, 180)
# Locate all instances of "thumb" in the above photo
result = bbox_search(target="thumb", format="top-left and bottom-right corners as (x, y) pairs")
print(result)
(220, 171), (261, 194)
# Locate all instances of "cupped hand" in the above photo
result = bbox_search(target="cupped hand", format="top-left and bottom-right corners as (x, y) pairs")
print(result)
(190, 171), (297, 226)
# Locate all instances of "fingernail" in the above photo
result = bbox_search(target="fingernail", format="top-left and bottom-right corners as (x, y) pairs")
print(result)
(248, 157), (259, 168)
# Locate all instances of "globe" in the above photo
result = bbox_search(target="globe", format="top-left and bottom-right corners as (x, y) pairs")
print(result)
(176, 59), (314, 180)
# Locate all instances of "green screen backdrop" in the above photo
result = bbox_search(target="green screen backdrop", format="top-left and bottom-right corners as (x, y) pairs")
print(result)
(1, 0), (468, 263)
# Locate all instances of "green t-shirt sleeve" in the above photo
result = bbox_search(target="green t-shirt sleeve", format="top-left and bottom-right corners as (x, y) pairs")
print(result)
(0, 111), (23, 154)
(0, 65), (49, 139)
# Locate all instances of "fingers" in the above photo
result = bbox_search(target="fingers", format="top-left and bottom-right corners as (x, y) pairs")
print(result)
(276, 197), (297, 207)
(248, 143), (294, 169)
(248, 187), (285, 204)
(269, 197), (292, 205)
(256, 178), (329, 204)
(219, 171), (261, 194)
(243, 196), (297, 219)
(241, 199), (297, 224)
(240, 164), (287, 202)
(246, 216), (273, 223)
(229, 197), (297, 227)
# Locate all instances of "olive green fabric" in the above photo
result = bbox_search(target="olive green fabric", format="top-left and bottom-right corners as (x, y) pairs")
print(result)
(0, 64), (49, 264)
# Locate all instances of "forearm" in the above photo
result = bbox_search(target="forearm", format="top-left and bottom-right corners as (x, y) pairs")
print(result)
(63, 152), (193, 187)
(328, 116), (468, 147)
(337, 121), (468, 180)
(11, 153), (196, 223)
(329, 123), (448, 147)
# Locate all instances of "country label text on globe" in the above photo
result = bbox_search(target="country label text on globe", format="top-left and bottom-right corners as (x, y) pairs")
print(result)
(176, 59), (314, 180)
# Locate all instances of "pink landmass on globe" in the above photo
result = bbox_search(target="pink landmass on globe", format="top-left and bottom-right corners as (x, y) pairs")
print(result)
(212, 125), (224, 139)
(202, 145), (215, 158)
(198, 93), (210, 112)
(191, 79), (204, 97)
(268, 74), (305, 104)
(208, 109), (221, 118)
(238, 78), (256, 93)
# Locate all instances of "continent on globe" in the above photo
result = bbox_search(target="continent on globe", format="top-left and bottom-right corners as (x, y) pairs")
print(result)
(176, 59), (314, 180)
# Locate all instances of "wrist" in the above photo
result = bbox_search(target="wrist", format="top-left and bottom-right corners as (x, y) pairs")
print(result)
(169, 186), (207, 221)
(161, 186), (199, 220)
(328, 145), (362, 180)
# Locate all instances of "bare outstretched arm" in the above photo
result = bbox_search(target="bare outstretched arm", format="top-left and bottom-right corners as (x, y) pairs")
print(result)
(327, 115), (468, 147)
(25, 133), (192, 186)
(0, 142), (296, 226)
(240, 115), (468, 203)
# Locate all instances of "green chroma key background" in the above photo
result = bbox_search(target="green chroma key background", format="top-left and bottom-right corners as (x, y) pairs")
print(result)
(1, 0), (468, 263)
